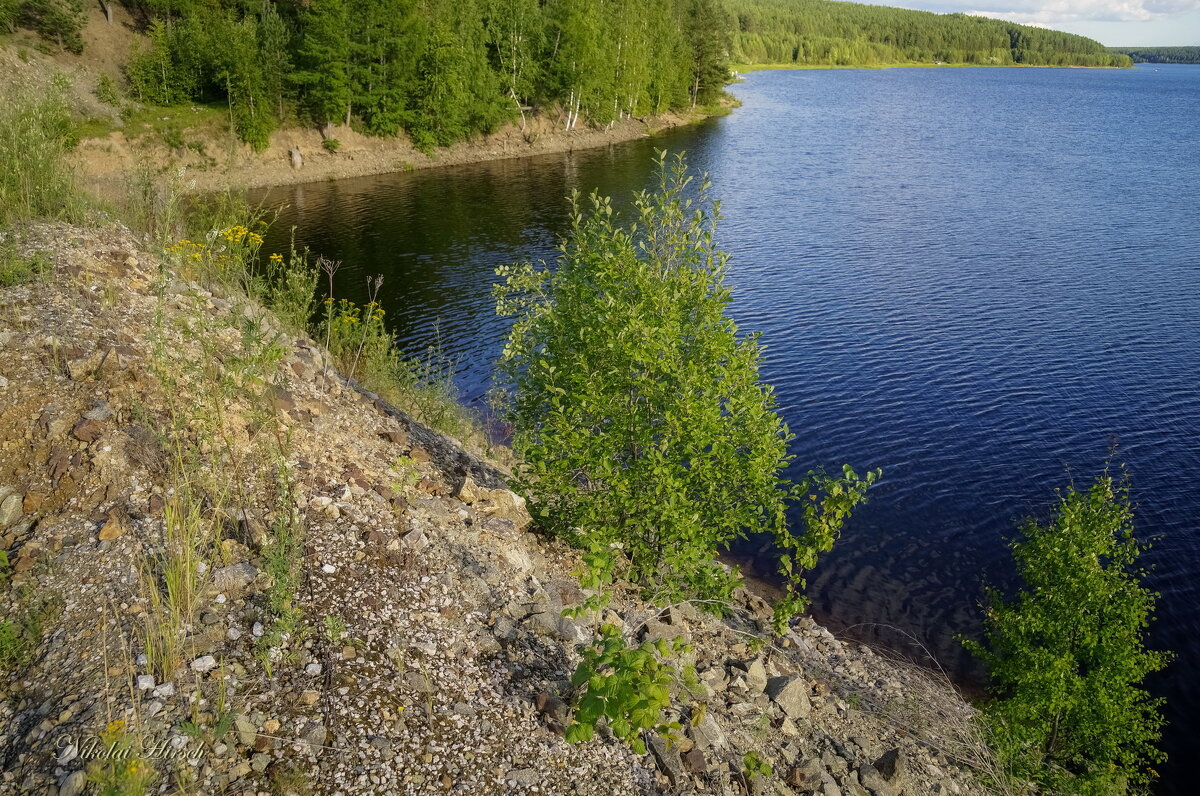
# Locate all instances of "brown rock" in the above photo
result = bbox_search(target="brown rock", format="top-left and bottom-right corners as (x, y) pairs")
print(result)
(72, 418), (106, 443)
(23, 490), (48, 514)
(409, 446), (431, 463)
(682, 745), (707, 775)
(98, 510), (126, 540)
(378, 430), (410, 447)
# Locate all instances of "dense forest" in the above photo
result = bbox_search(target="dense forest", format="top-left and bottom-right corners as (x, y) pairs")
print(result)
(727, 0), (1132, 68)
(2, 0), (1130, 151)
(1110, 46), (1200, 64)
(2, 0), (732, 151)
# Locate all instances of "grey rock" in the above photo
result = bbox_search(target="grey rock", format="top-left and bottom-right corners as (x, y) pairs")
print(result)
(689, 711), (726, 752)
(210, 562), (257, 597)
(251, 752), (271, 772)
(190, 655), (218, 673)
(858, 764), (898, 796)
(58, 771), (87, 796)
(648, 734), (685, 786)
(0, 492), (23, 528)
(766, 675), (811, 719)
(506, 768), (539, 786)
(873, 748), (906, 787)
(300, 721), (327, 750)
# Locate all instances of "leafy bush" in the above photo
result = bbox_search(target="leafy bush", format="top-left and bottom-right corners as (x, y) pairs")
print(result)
(495, 152), (876, 625)
(322, 137), (340, 153)
(964, 469), (1171, 794)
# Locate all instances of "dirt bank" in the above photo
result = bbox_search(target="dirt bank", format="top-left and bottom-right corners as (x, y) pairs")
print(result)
(75, 105), (729, 197)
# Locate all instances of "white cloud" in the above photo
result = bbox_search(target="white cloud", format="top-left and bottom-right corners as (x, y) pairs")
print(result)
(921, 0), (1200, 24)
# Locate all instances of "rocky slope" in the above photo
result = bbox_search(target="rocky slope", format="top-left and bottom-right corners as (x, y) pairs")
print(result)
(0, 224), (992, 795)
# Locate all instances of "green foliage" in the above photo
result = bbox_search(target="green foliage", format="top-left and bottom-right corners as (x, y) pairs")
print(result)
(742, 750), (773, 780)
(727, 0), (1130, 68)
(495, 152), (875, 622)
(0, 242), (51, 287)
(0, 81), (82, 227)
(322, 137), (340, 153)
(964, 470), (1170, 794)
(1109, 46), (1200, 65)
(565, 622), (686, 754)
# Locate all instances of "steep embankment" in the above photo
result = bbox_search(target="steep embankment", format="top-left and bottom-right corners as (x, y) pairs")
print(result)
(0, 224), (994, 795)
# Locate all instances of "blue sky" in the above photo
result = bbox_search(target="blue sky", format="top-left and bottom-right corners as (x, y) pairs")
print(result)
(856, 1), (1200, 46)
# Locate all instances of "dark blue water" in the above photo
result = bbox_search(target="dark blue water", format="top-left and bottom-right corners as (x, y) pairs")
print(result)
(256, 65), (1200, 789)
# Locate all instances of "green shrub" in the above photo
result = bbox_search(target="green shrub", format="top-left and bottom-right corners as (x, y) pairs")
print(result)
(495, 152), (876, 626)
(965, 469), (1171, 794)
(322, 137), (341, 153)
(0, 82), (83, 226)
(565, 623), (686, 753)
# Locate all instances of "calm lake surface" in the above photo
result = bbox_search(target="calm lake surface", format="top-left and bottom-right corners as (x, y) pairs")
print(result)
(256, 65), (1200, 788)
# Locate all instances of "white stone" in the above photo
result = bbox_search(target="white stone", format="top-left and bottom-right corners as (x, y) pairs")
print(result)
(305, 662), (323, 676)
(190, 655), (218, 673)
(321, 564), (337, 574)
(137, 674), (156, 691)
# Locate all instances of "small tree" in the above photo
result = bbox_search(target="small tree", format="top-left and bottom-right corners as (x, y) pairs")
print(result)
(965, 469), (1170, 794)
(494, 152), (875, 627)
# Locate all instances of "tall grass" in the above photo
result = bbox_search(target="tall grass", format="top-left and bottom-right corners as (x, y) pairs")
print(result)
(0, 81), (85, 227)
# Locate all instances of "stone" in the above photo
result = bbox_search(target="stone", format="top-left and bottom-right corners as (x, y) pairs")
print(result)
(689, 711), (726, 752)
(235, 717), (257, 746)
(299, 690), (320, 706)
(59, 771), (87, 796)
(250, 752), (271, 772)
(873, 749), (906, 786)
(190, 655), (218, 673)
(301, 721), (327, 750)
(210, 562), (257, 597)
(858, 764), (898, 796)
(648, 734), (685, 786)
(787, 758), (825, 790)
(341, 645), (357, 660)
(682, 745), (708, 775)
(305, 662), (323, 676)
(535, 691), (569, 725)
(766, 675), (811, 719)
(71, 418), (105, 442)
(737, 657), (768, 694)
(0, 492), (22, 528)
(137, 674), (156, 691)
(97, 511), (126, 540)
(289, 148), (303, 169)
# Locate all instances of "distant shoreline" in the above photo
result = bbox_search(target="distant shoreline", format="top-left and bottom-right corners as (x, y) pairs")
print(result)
(734, 62), (1133, 72)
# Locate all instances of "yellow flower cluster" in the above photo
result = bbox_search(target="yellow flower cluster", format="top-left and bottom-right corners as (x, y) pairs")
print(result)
(165, 239), (205, 261)
(220, 225), (264, 247)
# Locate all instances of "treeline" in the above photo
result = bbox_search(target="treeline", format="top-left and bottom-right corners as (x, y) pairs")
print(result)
(1110, 46), (1200, 64)
(727, 0), (1131, 68)
(110, 0), (730, 151)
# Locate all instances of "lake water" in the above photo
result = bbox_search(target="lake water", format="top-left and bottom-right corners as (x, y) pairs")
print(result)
(256, 65), (1200, 789)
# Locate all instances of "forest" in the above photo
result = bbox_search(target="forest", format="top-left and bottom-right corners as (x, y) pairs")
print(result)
(727, 0), (1132, 68)
(2, 0), (1129, 151)
(1110, 46), (1200, 64)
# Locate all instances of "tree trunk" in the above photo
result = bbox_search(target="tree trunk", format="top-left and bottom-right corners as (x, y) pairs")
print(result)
(100, 0), (113, 24)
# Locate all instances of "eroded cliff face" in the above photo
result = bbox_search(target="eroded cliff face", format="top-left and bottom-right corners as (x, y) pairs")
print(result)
(0, 223), (988, 796)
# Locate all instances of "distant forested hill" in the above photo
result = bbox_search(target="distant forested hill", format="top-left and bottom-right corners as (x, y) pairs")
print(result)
(1109, 46), (1200, 64)
(728, 0), (1131, 68)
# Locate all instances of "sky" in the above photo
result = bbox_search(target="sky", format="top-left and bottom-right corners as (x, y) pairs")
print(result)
(856, 0), (1200, 45)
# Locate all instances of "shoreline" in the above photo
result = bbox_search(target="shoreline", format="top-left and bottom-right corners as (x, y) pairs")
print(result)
(734, 61), (1132, 72)
(75, 101), (734, 197)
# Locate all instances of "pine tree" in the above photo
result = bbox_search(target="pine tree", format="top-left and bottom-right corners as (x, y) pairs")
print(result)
(292, 0), (352, 128)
